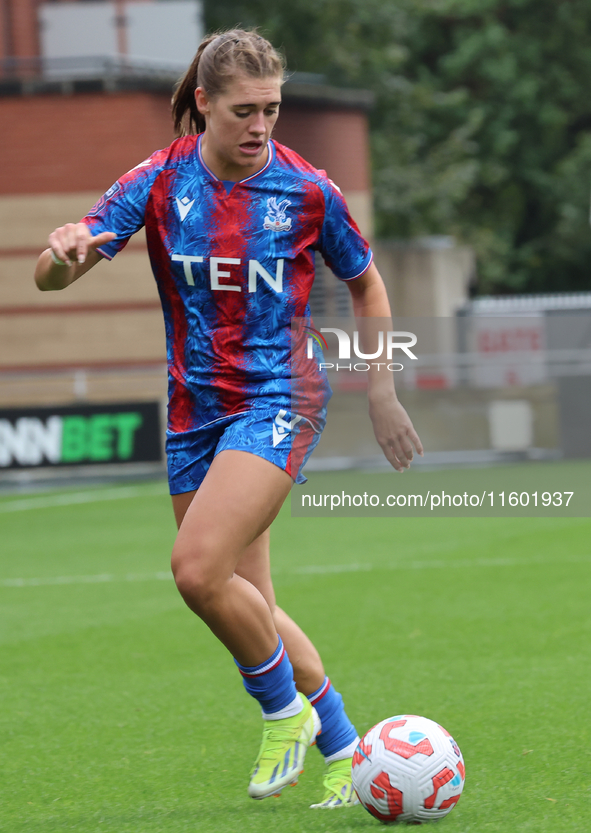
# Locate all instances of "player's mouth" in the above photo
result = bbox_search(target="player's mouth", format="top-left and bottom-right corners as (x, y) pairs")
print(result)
(239, 141), (264, 156)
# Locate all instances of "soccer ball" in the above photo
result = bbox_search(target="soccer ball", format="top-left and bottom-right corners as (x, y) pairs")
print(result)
(351, 714), (465, 824)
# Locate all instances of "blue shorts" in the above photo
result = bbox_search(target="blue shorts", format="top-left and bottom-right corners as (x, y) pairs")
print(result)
(166, 403), (326, 495)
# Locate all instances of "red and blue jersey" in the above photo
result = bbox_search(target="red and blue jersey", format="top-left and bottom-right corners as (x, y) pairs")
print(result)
(82, 135), (372, 433)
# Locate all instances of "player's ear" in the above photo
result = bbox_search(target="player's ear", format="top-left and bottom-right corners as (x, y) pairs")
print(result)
(194, 87), (210, 117)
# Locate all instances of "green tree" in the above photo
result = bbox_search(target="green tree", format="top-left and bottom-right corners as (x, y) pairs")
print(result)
(206, 0), (591, 294)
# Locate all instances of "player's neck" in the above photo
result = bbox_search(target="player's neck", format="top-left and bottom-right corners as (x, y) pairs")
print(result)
(200, 136), (270, 182)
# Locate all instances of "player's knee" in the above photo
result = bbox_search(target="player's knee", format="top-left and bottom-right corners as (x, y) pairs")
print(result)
(171, 539), (222, 612)
(172, 562), (221, 616)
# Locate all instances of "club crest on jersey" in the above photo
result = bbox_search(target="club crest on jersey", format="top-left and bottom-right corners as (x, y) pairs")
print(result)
(264, 198), (292, 232)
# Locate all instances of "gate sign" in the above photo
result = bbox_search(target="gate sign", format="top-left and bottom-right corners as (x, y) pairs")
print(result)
(0, 402), (162, 469)
(467, 315), (547, 388)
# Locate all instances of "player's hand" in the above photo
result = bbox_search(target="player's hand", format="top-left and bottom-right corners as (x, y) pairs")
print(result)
(48, 223), (116, 266)
(369, 390), (424, 472)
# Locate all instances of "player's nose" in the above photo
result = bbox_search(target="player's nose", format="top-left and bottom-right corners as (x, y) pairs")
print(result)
(249, 111), (266, 135)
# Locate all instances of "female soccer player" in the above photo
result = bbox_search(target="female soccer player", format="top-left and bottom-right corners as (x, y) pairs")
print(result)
(34, 29), (422, 808)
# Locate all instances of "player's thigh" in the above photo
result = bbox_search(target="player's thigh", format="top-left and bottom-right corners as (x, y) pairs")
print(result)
(171, 489), (197, 529)
(171, 449), (291, 588)
(172, 492), (277, 608)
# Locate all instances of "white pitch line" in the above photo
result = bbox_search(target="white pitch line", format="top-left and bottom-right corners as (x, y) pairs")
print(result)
(293, 554), (591, 575)
(1, 571), (173, 588)
(2, 554), (589, 589)
(0, 483), (169, 513)
(295, 563), (373, 575)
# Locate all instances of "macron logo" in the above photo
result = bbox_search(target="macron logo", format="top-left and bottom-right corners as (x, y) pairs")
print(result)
(272, 410), (303, 447)
(176, 196), (195, 222)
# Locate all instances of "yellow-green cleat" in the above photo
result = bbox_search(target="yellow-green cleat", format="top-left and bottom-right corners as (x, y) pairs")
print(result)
(248, 694), (321, 800)
(310, 757), (360, 809)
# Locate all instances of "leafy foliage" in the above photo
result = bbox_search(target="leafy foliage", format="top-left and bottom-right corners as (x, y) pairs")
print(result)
(206, 0), (591, 294)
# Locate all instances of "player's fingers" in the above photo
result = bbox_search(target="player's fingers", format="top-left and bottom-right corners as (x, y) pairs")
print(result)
(90, 231), (117, 250)
(398, 436), (415, 463)
(63, 223), (79, 258)
(387, 433), (414, 467)
(381, 442), (406, 473)
(48, 230), (73, 267)
(75, 224), (92, 264)
(407, 426), (424, 457)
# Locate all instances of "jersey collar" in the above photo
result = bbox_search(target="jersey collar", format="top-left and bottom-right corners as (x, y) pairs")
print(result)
(196, 134), (275, 184)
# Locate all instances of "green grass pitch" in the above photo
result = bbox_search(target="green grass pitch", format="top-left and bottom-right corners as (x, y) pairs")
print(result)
(1, 473), (590, 832)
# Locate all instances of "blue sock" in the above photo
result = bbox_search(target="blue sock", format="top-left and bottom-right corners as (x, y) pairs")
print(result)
(308, 677), (358, 759)
(235, 637), (299, 715)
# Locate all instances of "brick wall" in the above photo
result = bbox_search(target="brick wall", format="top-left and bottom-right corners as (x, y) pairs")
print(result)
(0, 0), (40, 60)
(0, 93), (176, 195)
(273, 107), (370, 193)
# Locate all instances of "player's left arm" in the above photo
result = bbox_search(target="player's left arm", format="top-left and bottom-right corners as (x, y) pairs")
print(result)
(347, 261), (424, 471)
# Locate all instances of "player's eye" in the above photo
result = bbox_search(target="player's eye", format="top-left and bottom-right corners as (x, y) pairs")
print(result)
(235, 111), (251, 118)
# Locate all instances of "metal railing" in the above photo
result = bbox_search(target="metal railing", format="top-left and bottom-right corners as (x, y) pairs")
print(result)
(0, 54), (186, 80)
(0, 361), (167, 408)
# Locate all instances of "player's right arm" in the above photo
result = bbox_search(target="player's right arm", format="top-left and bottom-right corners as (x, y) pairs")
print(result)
(35, 223), (116, 291)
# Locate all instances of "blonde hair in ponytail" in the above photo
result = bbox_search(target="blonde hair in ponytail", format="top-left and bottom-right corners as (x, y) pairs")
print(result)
(171, 29), (285, 137)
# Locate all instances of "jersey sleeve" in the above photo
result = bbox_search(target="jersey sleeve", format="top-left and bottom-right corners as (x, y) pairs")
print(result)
(316, 175), (373, 280)
(80, 152), (165, 260)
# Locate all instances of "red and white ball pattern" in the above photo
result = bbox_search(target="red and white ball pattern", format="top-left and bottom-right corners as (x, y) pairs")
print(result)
(351, 715), (465, 824)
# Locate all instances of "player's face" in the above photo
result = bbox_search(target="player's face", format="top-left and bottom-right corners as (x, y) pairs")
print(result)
(195, 74), (282, 181)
